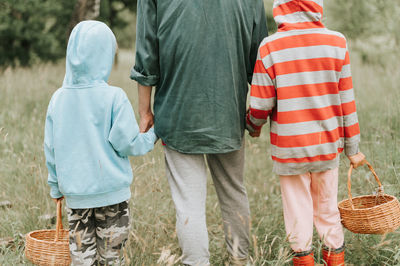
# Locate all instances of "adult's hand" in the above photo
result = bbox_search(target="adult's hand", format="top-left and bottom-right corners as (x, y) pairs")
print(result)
(249, 130), (261, 137)
(139, 112), (154, 133)
(246, 109), (261, 137)
(138, 83), (154, 132)
(347, 152), (366, 169)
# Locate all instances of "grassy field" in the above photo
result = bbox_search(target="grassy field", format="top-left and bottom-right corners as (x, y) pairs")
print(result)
(1, 28), (400, 266)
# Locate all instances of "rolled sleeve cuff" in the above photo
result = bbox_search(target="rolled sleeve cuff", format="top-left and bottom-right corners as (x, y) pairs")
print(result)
(130, 66), (159, 87)
(50, 185), (63, 199)
(246, 114), (262, 133)
(246, 122), (256, 133)
(345, 142), (359, 156)
(147, 127), (158, 144)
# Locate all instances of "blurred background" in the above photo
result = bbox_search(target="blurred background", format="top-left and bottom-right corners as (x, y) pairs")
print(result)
(1, 0), (399, 265)
(0, 0), (399, 68)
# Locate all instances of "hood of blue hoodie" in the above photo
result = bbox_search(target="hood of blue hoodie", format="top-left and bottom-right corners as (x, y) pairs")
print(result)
(63, 20), (117, 88)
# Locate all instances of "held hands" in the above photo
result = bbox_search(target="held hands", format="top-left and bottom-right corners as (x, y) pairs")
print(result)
(137, 84), (153, 133)
(347, 152), (366, 169)
(139, 111), (154, 133)
(249, 130), (261, 138)
(246, 109), (261, 138)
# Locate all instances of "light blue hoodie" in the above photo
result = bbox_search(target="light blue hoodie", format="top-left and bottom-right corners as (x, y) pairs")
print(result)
(44, 21), (157, 209)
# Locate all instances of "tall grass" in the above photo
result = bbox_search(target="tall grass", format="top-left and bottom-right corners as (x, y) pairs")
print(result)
(1, 47), (399, 265)
(1, 17), (399, 266)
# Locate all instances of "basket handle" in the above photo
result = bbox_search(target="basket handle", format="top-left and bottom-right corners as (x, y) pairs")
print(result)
(55, 199), (64, 242)
(347, 161), (383, 210)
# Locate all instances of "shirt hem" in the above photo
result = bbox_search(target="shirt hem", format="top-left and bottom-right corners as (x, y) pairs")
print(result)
(273, 156), (340, 176)
(65, 187), (131, 209)
(162, 139), (243, 155)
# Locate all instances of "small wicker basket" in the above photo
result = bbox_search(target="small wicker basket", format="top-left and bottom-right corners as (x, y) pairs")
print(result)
(25, 199), (71, 265)
(338, 161), (400, 234)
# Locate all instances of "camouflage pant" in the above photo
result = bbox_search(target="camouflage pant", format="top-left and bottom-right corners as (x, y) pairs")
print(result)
(67, 201), (130, 266)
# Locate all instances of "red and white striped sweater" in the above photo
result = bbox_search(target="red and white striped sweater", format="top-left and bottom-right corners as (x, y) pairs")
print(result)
(247, 0), (360, 175)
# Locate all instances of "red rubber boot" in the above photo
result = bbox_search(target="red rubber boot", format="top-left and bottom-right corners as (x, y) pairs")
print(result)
(322, 249), (344, 266)
(293, 252), (314, 266)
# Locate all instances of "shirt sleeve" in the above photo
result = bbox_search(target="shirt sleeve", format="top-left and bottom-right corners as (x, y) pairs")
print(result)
(339, 44), (360, 156)
(44, 102), (63, 199)
(246, 49), (276, 133)
(108, 92), (157, 157)
(248, 0), (268, 84)
(130, 0), (159, 86)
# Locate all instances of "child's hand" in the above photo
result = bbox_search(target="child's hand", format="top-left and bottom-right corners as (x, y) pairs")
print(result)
(246, 109), (261, 137)
(52, 196), (64, 204)
(347, 152), (366, 169)
(249, 130), (261, 137)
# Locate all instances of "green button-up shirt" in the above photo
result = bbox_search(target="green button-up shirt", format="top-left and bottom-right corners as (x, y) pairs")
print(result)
(131, 0), (268, 154)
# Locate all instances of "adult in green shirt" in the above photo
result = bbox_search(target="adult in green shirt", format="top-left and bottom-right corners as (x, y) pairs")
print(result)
(131, 1), (267, 265)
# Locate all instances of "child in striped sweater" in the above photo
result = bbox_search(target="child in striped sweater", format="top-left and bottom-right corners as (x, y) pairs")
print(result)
(246, 0), (366, 265)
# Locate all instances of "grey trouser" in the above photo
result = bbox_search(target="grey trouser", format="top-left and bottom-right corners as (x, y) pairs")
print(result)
(164, 144), (250, 266)
(67, 201), (130, 265)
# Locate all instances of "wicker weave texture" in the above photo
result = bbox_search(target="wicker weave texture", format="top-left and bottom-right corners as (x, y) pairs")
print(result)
(25, 200), (71, 265)
(339, 195), (400, 234)
(338, 162), (400, 234)
(25, 229), (70, 265)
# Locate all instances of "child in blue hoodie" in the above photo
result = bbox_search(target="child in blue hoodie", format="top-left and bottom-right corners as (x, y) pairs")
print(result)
(44, 21), (157, 265)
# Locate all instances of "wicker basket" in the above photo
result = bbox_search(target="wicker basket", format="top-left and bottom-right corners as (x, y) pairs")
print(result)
(338, 161), (400, 234)
(25, 199), (71, 265)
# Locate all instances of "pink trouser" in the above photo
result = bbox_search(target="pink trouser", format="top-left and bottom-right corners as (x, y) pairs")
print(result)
(279, 168), (344, 252)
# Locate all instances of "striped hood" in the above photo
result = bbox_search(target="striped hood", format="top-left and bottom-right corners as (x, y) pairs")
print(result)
(273, 0), (324, 31)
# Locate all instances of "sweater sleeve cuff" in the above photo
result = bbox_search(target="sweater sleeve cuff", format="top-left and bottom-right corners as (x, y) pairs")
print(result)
(345, 142), (359, 156)
(147, 127), (158, 144)
(50, 185), (63, 199)
(246, 122), (256, 133)
(130, 66), (159, 87)
(246, 114), (262, 133)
